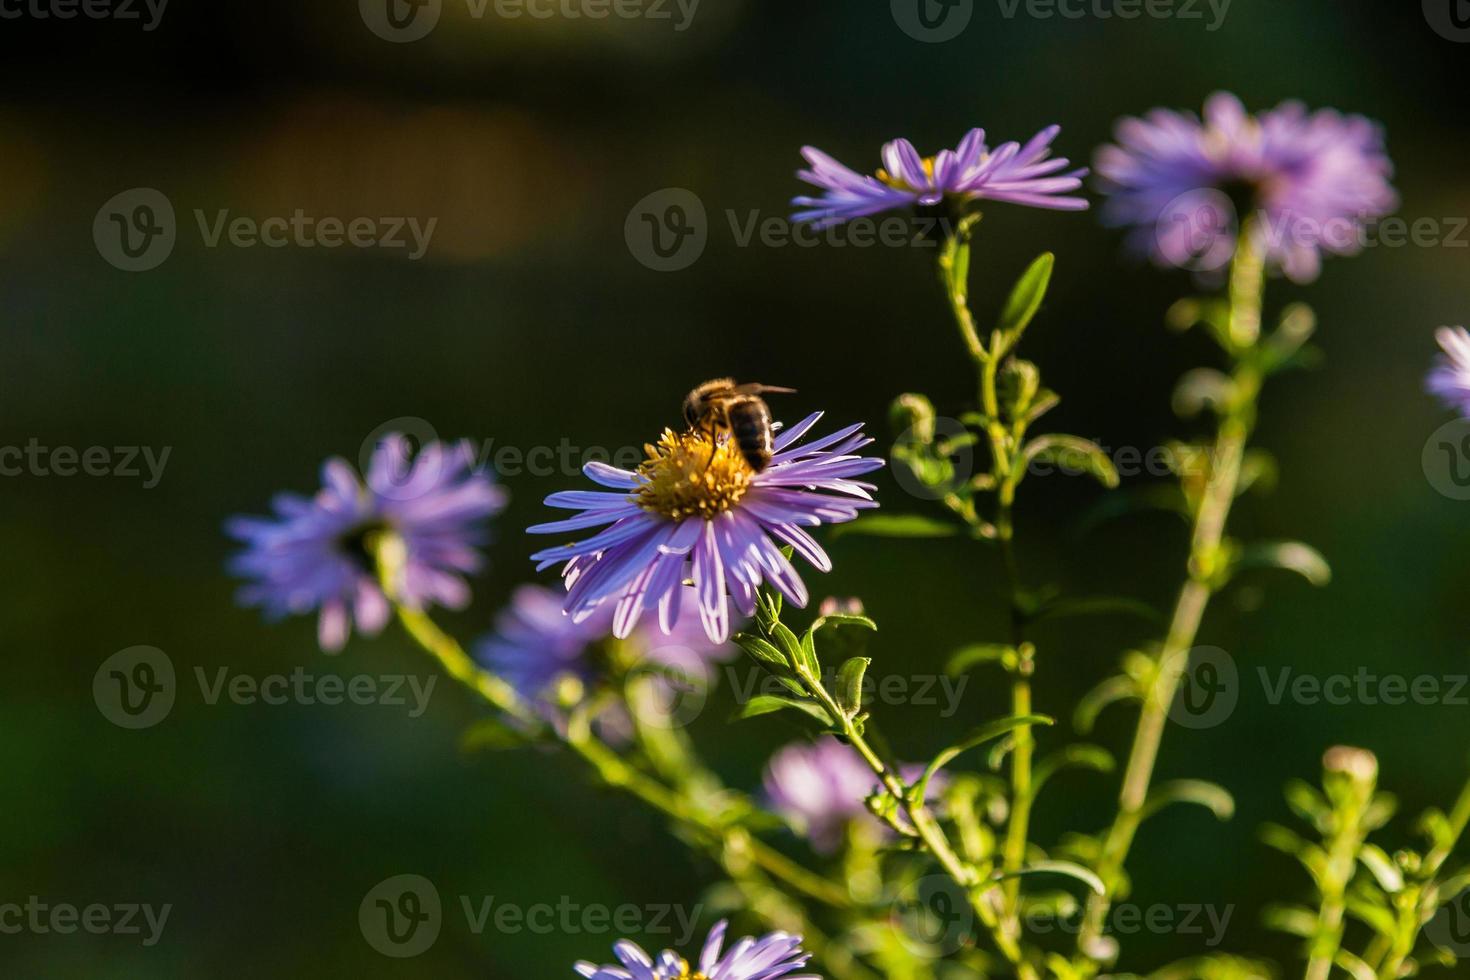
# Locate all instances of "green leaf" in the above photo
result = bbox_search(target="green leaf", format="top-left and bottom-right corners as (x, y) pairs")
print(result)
(1074, 675), (1140, 734)
(832, 514), (961, 539)
(1261, 903), (1317, 938)
(1032, 745), (1116, 799)
(1232, 541), (1332, 587)
(1283, 779), (1329, 825)
(1172, 368), (1236, 418)
(914, 714), (1053, 804)
(997, 252), (1055, 343)
(993, 859), (1104, 896)
(1357, 844), (1404, 893)
(1258, 822), (1316, 861)
(1141, 780), (1235, 822)
(459, 716), (529, 752)
(796, 628), (820, 679)
(1344, 895), (1398, 938)
(813, 613), (878, 633)
(836, 657), (869, 718)
(1332, 950), (1376, 980)
(1021, 434), (1120, 488)
(733, 633), (790, 672)
(945, 643), (1016, 676)
(734, 695), (833, 727)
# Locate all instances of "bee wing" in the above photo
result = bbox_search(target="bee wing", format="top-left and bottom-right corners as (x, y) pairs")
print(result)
(734, 383), (797, 396)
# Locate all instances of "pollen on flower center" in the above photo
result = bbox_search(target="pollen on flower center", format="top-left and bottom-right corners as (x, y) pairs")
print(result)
(635, 428), (756, 521)
(877, 155), (937, 191)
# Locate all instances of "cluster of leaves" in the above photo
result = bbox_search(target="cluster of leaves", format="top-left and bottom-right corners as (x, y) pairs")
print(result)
(1262, 750), (1470, 978)
(847, 250), (1119, 545)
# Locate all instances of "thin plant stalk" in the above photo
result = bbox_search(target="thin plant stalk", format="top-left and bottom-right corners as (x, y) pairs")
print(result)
(1076, 232), (1267, 962)
(939, 218), (1039, 947)
(373, 537), (853, 913)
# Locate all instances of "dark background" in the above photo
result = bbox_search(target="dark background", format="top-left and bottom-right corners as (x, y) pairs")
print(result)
(4, 0), (1469, 975)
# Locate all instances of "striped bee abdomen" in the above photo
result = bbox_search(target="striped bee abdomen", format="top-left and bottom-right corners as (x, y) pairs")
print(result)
(727, 396), (774, 472)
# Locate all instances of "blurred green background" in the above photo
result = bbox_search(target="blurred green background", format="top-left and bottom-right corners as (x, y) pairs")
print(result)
(4, 0), (1470, 975)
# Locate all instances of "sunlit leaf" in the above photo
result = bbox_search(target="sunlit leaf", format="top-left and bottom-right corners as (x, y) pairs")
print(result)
(945, 643), (1015, 676)
(993, 859), (1104, 896)
(833, 514), (962, 539)
(913, 714), (1053, 804)
(1141, 780), (1235, 822)
(1232, 541), (1332, 587)
(997, 252), (1055, 345)
(734, 694), (832, 727)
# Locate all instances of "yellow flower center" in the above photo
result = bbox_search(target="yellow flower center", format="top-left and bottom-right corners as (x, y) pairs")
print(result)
(635, 428), (755, 521)
(877, 155), (938, 191)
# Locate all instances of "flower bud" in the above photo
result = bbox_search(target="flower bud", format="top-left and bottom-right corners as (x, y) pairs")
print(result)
(890, 393), (937, 443)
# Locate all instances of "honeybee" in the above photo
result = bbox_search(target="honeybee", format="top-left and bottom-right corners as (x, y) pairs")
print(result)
(682, 379), (796, 472)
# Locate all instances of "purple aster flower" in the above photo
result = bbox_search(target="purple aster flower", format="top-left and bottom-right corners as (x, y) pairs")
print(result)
(476, 583), (738, 705)
(529, 412), (884, 645)
(227, 435), (506, 652)
(1094, 91), (1397, 283)
(791, 125), (1088, 229)
(574, 919), (817, 980)
(1428, 326), (1470, 417)
(763, 740), (941, 855)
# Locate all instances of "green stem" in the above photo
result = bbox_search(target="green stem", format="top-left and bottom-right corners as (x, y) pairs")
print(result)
(374, 541), (853, 913)
(804, 671), (1036, 978)
(1076, 233), (1267, 965)
(938, 214), (986, 363)
(1374, 775), (1470, 978)
(939, 223), (1041, 972)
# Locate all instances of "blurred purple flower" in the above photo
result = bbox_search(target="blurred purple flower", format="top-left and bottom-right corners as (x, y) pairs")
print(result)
(1428, 326), (1470, 417)
(574, 919), (816, 980)
(530, 412), (883, 645)
(476, 583), (738, 706)
(1094, 92), (1397, 282)
(763, 740), (940, 854)
(792, 125), (1088, 229)
(227, 435), (505, 652)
